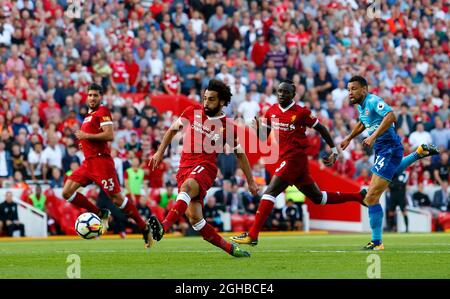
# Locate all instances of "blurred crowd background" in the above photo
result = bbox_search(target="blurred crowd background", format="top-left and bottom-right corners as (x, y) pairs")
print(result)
(0, 0), (448, 236)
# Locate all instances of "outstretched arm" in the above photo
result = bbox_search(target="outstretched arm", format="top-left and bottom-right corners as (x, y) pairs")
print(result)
(149, 119), (182, 170)
(341, 121), (365, 150)
(234, 147), (259, 196)
(252, 116), (271, 142)
(313, 122), (338, 166)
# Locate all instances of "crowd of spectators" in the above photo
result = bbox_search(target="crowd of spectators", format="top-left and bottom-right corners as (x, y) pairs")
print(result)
(0, 0), (449, 235)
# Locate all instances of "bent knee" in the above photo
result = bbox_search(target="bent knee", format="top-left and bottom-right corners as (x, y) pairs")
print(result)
(307, 191), (324, 205)
(188, 215), (203, 226)
(62, 189), (74, 200)
(365, 193), (382, 205)
(111, 194), (124, 206)
(180, 179), (200, 196)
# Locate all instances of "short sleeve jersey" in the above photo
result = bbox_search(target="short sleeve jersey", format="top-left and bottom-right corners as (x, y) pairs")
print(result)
(263, 101), (318, 160)
(357, 93), (401, 147)
(80, 106), (113, 159)
(178, 104), (239, 168)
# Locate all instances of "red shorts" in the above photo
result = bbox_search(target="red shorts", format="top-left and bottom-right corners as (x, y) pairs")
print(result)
(273, 155), (314, 186)
(68, 155), (121, 196)
(176, 163), (217, 205)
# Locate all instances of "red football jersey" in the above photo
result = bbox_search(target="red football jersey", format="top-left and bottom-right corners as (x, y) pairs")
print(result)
(263, 102), (318, 160)
(178, 104), (239, 168)
(80, 106), (113, 159)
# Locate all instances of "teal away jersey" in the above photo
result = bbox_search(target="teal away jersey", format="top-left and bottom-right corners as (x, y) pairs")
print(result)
(357, 93), (401, 148)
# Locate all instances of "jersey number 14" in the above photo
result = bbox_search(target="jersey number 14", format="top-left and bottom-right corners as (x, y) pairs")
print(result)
(374, 155), (385, 171)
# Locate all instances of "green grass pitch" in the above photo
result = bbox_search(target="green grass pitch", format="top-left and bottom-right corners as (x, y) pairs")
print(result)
(1, 233), (449, 279)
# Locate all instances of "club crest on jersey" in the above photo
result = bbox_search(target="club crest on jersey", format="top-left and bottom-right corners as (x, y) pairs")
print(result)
(365, 108), (369, 116)
(291, 115), (297, 122)
(83, 116), (93, 123)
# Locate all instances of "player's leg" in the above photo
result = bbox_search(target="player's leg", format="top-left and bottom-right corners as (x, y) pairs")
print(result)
(148, 164), (214, 243)
(109, 193), (147, 231)
(386, 200), (397, 232)
(91, 162), (149, 242)
(186, 200), (250, 258)
(298, 182), (366, 206)
(231, 175), (289, 245)
(363, 174), (390, 250)
(109, 192), (152, 247)
(161, 177), (200, 232)
(402, 210), (409, 233)
(62, 179), (101, 215)
(394, 144), (440, 175)
(399, 199), (408, 233)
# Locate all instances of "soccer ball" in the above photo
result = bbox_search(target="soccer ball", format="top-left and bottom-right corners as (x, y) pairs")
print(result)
(75, 212), (103, 239)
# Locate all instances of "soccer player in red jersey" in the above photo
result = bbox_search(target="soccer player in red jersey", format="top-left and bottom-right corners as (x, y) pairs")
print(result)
(147, 79), (259, 257)
(62, 83), (152, 247)
(231, 80), (367, 246)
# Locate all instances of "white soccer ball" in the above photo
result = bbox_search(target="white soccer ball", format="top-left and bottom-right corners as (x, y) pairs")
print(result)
(75, 212), (103, 239)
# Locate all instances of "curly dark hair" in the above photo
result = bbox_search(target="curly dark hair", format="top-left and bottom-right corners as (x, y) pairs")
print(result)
(87, 83), (104, 95)
(206, 79), (233, 107)
(348, 75), (368, 87)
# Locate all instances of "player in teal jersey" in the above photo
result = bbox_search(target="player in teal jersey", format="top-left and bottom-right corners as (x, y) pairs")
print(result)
(341, 76), (439, 250)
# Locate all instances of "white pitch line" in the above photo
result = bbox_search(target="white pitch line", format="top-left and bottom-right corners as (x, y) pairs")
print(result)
(1, 248), (450, 255)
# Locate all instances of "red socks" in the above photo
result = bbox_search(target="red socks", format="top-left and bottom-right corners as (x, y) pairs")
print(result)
(248, 195), (275, 240)
(322, 191), (364, 205)
(194, 219), (232, 254)
(162, 192), (190, 232)
(69, 192), (100, 215)
(120, 198), (147, 231)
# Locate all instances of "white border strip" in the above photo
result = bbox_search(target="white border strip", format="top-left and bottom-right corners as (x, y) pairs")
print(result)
(309, 220), (364, 232)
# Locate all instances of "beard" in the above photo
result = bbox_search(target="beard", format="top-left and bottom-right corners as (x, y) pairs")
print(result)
(204, 106), (221, 117)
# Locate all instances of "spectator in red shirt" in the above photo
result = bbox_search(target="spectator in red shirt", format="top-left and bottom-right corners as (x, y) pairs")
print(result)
(251, 30), (270, 69)
(355, 168), (372, 186)
(150, 0), (164, 22)
(332, 154), (356, 179)
(110, 52), (128, 93)
(124, 51), (140, 93)
(162, 58), (180, 95)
